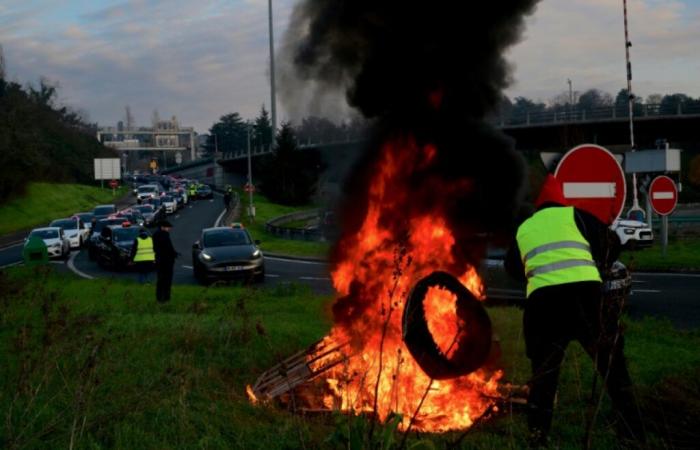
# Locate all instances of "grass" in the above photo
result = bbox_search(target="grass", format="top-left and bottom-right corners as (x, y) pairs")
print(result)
(1, 266), (699, 449)
(621, 236), (700, 271)
(237, 190), (331, 258)
(0, 182), (129, 235)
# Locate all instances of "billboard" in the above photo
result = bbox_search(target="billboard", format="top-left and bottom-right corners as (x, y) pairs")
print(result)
(94, 158), (121, 180)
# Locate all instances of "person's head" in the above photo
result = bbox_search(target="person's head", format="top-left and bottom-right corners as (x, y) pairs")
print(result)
(158, 220), (173, 232)
(535, 175), (567, 209)
(139, 228), (149, 238)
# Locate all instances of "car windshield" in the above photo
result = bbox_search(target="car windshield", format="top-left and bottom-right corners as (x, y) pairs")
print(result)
(30, 229), (58, 239)
(138, 186), (156, 193)
(134, 205), (154, 214)
(75, 213), (93, 222)
(51, 219), (78, 230)
(94, 206), (114, 216)
(162, 196), (173, 202)
(112, 227), (139, 242)
(203, 229), (251, 248)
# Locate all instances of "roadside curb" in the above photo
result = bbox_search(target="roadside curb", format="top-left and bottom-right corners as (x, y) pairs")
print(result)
(264, 252), (329, 263)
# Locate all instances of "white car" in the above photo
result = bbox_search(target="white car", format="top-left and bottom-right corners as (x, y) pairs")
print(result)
(611, 219), (654, 249)
(136, 184), (161, 202)
(161, 194), (177, 214)
(26, 227), (71, 259)
(50, 217), (90, 249)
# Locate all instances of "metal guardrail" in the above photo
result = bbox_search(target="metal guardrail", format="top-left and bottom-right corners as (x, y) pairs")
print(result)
(265, 210), (323, 241)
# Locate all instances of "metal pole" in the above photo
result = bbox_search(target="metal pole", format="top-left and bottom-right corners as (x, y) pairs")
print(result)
(623, 0), (641, 215)
(268, 0), (277, 143)
(661, 215), (668, 257)
(247, 127), (255, 220)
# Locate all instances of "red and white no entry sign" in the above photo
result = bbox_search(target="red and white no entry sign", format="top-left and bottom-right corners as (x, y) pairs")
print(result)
(649, 175), (678, 216)
(554, 144), (626, 225)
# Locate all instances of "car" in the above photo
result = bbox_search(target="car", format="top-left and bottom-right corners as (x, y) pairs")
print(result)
(113, 209), (146, 227)
(192, 227), (264, 284)
(94, 223), (142, 270)
(73, 212), (94, 231)
(93, 204), (117, 222)
(136, 184), (161, 202)
(160, 195), (177, 214)
(88, 217), (130, 260)
(25, 227), (71, 259)
(49, 217), (89, 249)
(132, 204), (162, 227)
(143, 197), (166, 221)
(195, 184), (213, 199)
(611, 219), (653, 249)
(169, 190), (186, 208)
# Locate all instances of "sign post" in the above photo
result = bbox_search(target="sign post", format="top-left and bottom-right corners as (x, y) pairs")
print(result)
(649, 175), (678, 257)
(554, 144), (627, 225)
(109, 179), (119, 196)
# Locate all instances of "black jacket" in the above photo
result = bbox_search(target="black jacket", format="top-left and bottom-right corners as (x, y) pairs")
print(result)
(504, 203), (621, 282)
(152, 229), (178, 264)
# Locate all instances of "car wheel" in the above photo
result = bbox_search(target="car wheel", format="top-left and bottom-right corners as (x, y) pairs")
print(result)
(254, 268), (265, 283)
(193, 264), (205, 284)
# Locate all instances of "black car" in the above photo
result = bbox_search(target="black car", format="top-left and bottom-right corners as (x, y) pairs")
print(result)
(192, 227), (264, 284)
(114, 209), (146, 227)
(93, 204), (117, 222)
(88, 218), (130, 260)
(94, 224), (142, 270)
(195, 185), (213, 199)
(132, 204), (163, 227)
(143, 198), (166, 221)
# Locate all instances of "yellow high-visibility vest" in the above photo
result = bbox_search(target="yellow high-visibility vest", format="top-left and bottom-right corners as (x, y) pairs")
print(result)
(133, 236), (155, 262)
(516, 206), (601, 297)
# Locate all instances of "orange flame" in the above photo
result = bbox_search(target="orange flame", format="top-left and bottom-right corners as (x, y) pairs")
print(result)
(308, 137), (500, 432)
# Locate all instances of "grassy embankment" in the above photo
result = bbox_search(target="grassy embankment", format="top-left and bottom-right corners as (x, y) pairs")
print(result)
(621, 236), (700, 272)
(1, 266), (699, 449)
(236, 190), (330, 258)
(0, 182), (128, 235)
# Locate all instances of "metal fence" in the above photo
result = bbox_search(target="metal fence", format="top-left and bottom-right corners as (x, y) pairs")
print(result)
(264, 210), (323, 241)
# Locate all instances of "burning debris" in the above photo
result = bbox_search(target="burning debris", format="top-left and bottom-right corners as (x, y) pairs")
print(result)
(251, 0), (542, 433)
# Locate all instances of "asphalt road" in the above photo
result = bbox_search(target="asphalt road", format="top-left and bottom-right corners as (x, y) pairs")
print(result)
(0, 197), (698, 328)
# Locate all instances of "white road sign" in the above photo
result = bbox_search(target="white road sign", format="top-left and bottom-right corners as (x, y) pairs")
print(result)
(94, 158), (121, 180)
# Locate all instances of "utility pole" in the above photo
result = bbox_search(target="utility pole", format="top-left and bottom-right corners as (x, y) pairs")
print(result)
(623, 0), (642, 218)
(246, 127), (255, 220)
(568, 79), (573, 105)
(268, 0), (277, 148)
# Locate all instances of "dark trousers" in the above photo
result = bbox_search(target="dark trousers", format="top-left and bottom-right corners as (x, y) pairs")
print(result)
(524, 281), (644, 442)
(156, 262), (174, 303)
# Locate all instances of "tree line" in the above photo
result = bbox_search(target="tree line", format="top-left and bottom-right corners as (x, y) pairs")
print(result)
(0, 60), (115, 202)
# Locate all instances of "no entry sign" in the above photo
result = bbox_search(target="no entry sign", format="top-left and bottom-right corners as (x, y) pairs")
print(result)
(649, 175), (678, 216)
(554, 144), (626, 225)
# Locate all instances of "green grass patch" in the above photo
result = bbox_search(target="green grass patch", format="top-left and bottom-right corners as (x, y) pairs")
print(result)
(621, 236), (700, 271)
(1, 267), (698, 449)
(0, 182), (129, 235)
(237, 190), (330, 258)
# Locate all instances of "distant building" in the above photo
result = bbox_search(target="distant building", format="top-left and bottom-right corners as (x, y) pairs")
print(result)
(196, 134), (210, 159)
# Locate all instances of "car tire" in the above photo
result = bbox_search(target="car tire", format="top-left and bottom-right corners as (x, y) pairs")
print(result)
(193, 264), (205, 284)
(254, 269), (265, 284)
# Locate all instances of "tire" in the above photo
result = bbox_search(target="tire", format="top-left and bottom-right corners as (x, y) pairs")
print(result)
(254, 268), (265, 283)
(193, 263), (205, 284)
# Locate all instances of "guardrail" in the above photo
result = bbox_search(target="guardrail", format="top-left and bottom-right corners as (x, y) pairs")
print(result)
(265, 210), (323, 241)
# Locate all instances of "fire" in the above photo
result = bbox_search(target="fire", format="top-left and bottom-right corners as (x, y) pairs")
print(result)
(307, 137), (501, 432)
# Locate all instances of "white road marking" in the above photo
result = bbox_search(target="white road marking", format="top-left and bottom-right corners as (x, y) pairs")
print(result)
(182, 265), (193, 269)
(0, 241), (24, 251)
(209, 200), (214, 203)
(652, 191), (674, 200)
(632, 289), (661, 294)
(563, 182), (616, 198)
(631, 280), (647, 284)
(265, 274), (280, 278)
(214, 208), (227, 227)
(264, 256), (327, 265)
(49, 260), (65, 265)
(67, 251), (94, 280)
(299, 276), (331, 281)
(0, 261), (22, 269)
(635, 272), (700, 279)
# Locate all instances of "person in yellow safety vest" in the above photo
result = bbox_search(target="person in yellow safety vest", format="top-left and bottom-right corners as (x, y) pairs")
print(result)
(505, 175), (645, 447)
(189, 184), (197, 199)
(130, 228), (155, 283)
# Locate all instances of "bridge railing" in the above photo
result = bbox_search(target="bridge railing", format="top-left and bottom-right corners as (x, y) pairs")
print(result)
(495, 102), (700, 127)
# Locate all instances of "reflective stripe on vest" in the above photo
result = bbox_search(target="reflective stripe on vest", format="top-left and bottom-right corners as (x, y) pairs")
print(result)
(516, 206), (601, 297)
(133, 236), (155, 262)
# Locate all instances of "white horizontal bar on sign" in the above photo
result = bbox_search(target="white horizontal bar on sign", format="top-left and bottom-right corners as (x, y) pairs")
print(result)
(652, 191), (674, 200)
(563, 182), (616, 199)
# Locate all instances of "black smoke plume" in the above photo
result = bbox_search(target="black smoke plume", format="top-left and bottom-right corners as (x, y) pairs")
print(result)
(284, 0), (541, 266)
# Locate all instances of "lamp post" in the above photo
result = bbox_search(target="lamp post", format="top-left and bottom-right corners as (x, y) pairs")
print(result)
(246, 126), (255, 221)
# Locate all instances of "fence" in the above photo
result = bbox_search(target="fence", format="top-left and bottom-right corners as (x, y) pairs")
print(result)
(264, 210), (323, 241)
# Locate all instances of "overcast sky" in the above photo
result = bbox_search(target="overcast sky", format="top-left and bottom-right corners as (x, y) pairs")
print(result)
(1, 0), (699, 133)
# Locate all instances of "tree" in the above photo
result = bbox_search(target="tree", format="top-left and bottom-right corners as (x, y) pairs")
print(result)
(205, 113), (248, 156)
(659, 93), (691, 115)
(510, 97), (546, 124)
(252, 105), (273, 152)
(577, 89), (613, 112)
(614, 88), (642, 116)
(256, 122), (324, 205)
(645, 93), (663, 105)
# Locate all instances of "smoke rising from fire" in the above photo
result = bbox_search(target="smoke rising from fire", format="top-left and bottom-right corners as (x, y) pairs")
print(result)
(283, 0), (540, 265)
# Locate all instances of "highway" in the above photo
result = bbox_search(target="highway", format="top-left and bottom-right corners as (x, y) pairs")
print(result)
(0, 197), (697, 328)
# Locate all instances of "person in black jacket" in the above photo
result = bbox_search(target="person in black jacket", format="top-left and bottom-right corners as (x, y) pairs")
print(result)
(505, 175), (645, 447)
(152, 220), (178, 303)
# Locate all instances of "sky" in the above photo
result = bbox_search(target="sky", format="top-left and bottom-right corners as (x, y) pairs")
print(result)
(1, 0), (699, 133)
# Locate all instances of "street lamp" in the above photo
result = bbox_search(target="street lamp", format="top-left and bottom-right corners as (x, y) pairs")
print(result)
(246, 126), (255, 221)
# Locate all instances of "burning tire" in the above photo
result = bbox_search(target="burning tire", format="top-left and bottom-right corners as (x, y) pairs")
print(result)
(402, 271), (492, 380)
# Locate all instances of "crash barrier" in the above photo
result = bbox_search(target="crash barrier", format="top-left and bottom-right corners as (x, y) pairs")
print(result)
(264, 210), (323, 241)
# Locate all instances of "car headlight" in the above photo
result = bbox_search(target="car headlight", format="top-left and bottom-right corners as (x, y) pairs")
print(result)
(623, 229), (635, 235)
(252, 249), (261, 259)
(50, 243), (61, 248)
(200, 252), (213, 261)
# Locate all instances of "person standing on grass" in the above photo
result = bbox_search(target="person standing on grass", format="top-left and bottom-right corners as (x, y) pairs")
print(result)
(505, 175), (646, 447)
(130, 228), (155, 284)
(152, 220), (178, 303)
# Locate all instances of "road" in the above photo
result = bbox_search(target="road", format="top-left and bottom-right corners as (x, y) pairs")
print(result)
(0, 197), (697, 328)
